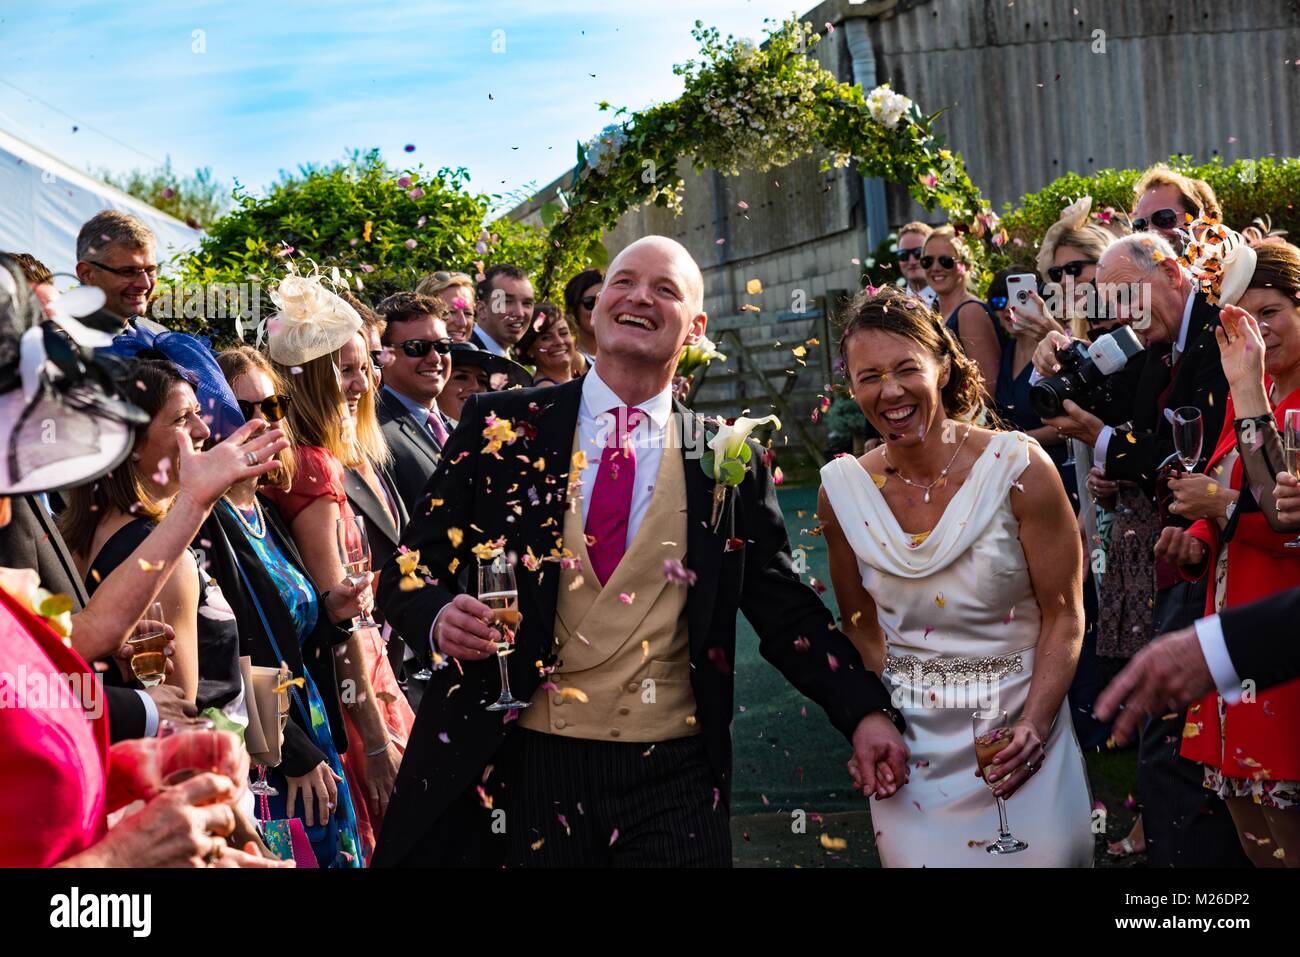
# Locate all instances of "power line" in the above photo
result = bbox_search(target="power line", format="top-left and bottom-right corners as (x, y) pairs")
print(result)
(0, 77), (165, 166)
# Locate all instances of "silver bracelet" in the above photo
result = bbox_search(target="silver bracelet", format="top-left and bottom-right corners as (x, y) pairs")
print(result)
(365, 741), (391, 758)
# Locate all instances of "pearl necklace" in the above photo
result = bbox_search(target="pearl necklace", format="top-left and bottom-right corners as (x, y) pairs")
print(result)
(883, 424), (973, 504)
(224, 497), (267, 540)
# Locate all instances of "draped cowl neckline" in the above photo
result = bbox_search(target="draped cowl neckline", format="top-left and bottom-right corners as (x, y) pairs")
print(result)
(820, 431), (1032, 579)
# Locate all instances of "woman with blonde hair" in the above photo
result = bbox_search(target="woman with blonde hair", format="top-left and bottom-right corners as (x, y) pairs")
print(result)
(923, 225), (1003, 406)
(416, 270), (476, 342)
(262, 271), (413, 860)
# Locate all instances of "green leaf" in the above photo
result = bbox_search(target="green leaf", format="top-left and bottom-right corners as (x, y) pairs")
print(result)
(719, 458), (746, 486)
(700, 450), (716, 478)
(737, 440), (753, 464)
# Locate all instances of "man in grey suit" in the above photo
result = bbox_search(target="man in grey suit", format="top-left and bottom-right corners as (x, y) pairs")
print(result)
(374, 291), (455, 506)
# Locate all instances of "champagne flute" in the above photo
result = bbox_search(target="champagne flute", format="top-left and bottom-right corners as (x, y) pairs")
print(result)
(478, 554), (528, 712)
(972, 710), (1029, 855)
(1283, 409), (1300, 549)
(159, 718), (219, 788)
(128, 603), (168, 688)
(336, 516), (378, 631)
(1172, 406), (1204, 472)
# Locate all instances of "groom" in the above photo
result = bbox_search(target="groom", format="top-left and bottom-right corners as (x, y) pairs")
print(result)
(373, 236), (907, 867)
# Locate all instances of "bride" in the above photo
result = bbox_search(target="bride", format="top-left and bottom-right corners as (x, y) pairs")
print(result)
(819, 286), (1093, 867)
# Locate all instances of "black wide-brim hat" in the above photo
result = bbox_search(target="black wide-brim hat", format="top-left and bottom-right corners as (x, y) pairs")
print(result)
(448, 341), (533, 390)
(0, 256), (148, 495)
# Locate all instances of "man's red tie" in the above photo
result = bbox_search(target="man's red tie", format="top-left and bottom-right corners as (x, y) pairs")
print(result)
(584, 407), (645, 585)
(427, 410), (449, 447)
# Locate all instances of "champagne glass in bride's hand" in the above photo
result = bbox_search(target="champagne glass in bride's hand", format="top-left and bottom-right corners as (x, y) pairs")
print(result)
(336, 516), (378, 631)
(478, 554), (528, 712)
(973, 710), (1028, 855)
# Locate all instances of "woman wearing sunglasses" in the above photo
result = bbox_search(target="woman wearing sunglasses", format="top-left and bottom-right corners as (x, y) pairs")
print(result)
(564, 267), (603, 374)
(416, 270), (477, 343)
(264, 273), (413, 862)
(923, 226), (1003, 409)
(211, 345), (369, 866)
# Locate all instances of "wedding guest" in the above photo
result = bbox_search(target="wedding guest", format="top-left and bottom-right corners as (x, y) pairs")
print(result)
(340, 290), (387, 388)
(59, 360), (243, 722)
(924, 226), (1003, 406)
(563, 268), (602, 371)
(896, 221), (937, 307)
(1131, 164), (1220, 255)
(374, 291), (454, 502)
(416, 270), (477, 342)
(515, 302), (578, 387)
(820, 285), (1092, 867)
(73, 210), (158, 328)
(264, 273), (412, 857)
(1160, 249), (1300, 867)
(206, 345), (368, 866)
(436, 342), (533, 428)
(472, 263), (533, 356)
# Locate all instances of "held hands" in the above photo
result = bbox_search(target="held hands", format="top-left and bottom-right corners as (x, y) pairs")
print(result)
(176, 419), (289, 511)
(1166, 472), (1237, 521)
(433, 593), (506, 661)
(1214, 304), (1267, 393)
(1154, 526), (1209, 567)
(1043, 400), (1104, 447)
(978, 718), (1046, 799)
(847, 712), (909, 800)
(1031, 330), (1074, 378)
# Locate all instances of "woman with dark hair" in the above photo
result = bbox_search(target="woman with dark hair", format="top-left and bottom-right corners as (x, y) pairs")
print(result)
(563, 268), (602, 373)
(818, 286), (1091, 867)
(210, 345), (369, 866)
(515, 302), (577, 387)
(60, 361), (241, 721)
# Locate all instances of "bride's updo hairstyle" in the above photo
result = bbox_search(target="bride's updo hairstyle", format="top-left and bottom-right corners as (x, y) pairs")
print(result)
(837, 285), (983, 422)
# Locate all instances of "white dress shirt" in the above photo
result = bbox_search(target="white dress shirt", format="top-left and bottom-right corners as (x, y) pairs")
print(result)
(475, 327), (508, 357)
(1193, 615), (1244, 704)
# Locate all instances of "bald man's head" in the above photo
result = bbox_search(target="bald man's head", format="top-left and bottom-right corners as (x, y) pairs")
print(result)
(592, 234), (708, 376)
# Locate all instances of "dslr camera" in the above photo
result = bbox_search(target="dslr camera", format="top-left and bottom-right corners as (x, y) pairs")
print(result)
(1029, 326), (1144, 419)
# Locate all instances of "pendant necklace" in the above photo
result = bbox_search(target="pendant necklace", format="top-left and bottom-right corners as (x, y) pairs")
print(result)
(883, 424), (973, 504)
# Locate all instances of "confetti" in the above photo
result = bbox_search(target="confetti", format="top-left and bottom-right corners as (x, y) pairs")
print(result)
(559, 687), (589, 704)
(137, 559), (165, 572)
(934, 593), (945, 608)
(663, 558), (697, 586)
(448, 527), (464, 548)
(619, 592), (635, 604)
(609, 828), (620, 846)
(819, 834), (847, 850)
(746, 279), (763, 295)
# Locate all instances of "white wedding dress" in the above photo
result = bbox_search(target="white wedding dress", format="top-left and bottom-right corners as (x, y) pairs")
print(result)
(820, 431), (1093, 868)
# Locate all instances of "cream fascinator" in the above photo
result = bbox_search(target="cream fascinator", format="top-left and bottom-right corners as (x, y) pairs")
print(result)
(1180, 216), (1257, 307)
(1037, 196), (1099, 279)
(265, 267), (362, 366)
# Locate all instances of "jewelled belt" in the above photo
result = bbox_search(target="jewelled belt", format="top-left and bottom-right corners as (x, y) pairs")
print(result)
(884, 651), (1025, 684)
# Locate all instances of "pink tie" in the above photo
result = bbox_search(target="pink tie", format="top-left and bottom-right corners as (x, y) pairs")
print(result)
(584, 406), (644, 586)
(426, 410), (449, 447)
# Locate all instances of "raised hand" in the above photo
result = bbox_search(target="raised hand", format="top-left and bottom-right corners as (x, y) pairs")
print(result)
(175, 419), (289, 510)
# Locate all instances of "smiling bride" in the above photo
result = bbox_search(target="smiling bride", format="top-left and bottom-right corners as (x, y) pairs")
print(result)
(818, 286), (1093, 867)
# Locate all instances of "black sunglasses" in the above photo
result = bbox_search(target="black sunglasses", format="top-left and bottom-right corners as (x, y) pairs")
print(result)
(1047, 259), (1097, 283)
(580, 295), (598, 310)
(397, 338), (452, 358)
(237, 394), (290, 423)
(920, 255), (956, 270)
(1132, 208), (1182, 232)
(897, 247), (925, 262)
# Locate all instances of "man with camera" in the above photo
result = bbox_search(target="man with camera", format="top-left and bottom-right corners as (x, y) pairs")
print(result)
(1030, 232), (1246, 867)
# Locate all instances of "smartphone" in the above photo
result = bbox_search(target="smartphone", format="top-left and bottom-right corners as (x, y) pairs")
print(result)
(1005, 273), (1040, 321)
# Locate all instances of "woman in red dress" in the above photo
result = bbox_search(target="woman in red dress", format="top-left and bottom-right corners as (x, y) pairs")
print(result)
(262, 272), (413, 862)
(1160, 242), (1300, 867)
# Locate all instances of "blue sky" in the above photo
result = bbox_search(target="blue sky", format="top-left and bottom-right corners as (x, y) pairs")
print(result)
(0, 0), (808, 208)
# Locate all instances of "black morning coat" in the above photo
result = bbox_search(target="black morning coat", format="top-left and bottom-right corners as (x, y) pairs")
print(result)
(200, 496), (352, 775)
(1102, 293), (1228, 497)
(371, 375), (903, 866)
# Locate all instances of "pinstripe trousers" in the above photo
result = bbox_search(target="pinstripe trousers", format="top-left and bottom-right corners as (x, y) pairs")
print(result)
(494, 728), (732, 867)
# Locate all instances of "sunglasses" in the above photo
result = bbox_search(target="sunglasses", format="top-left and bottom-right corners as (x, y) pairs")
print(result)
(370, 349), (386, 367)
(988, 295), (1008, 310)
(920, 255), (956, 270)
(396, 338), (453, 358)
(1132, 208), (1182, 232)
(237, 394), (290, 423)
(1047, 259), (1097, 283)
(581, 295), (598, 310)
(897, 247), (925, 262)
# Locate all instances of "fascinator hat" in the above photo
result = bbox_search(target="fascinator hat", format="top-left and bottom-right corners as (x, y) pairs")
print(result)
(0, 255), (148, 495)
(1180, 215), (1257, 307)
(265, 266), (362, 367)
(1035, 196), (1129, 280)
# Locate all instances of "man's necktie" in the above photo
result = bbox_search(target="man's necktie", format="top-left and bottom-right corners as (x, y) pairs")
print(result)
(584, 407), (645, 586)
(427, 410), (449, 447)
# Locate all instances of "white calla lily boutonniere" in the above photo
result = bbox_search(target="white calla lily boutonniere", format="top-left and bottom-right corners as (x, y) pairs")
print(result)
(701, 414), (781, 529)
